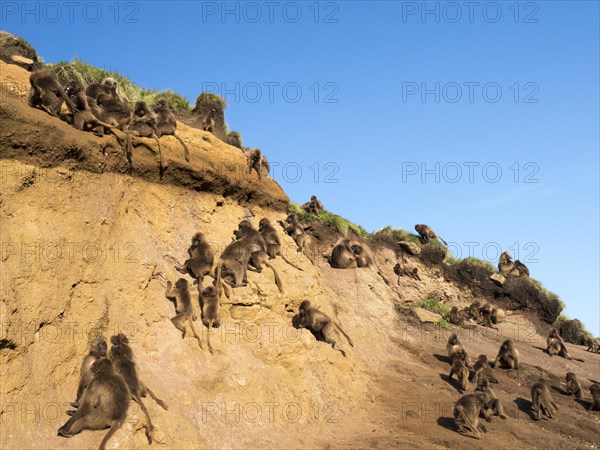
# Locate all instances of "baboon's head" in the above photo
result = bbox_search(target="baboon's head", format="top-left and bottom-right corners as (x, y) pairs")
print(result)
(299, 300), (311, 316)
(134, 101), (149, 117)
(102, 77), (118, 92)
(153, 98), (169, 112)
(175, 278), (188, 290)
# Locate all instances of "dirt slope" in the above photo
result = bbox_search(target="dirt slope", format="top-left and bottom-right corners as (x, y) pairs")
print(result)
(0, 61), (598, 449)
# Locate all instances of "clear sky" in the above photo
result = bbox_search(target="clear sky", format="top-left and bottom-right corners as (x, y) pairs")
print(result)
(3, 1), (599, 335)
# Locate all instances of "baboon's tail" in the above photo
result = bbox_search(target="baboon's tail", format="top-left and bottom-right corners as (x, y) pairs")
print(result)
(264, 261), (284, 293)
(187, 315), (203, 349)
(280, 253), (304, 271)
(206, 319), (214, 355)
(99, 419), (124, 450)
(144, 386), (168, 411)
(215, 262), (223, 299)
(438, 236), (449, 247)
(455, 404), (479, 439)
(125, 132), (133, 170)
(334, 322), (354, 347)
(174, 132), (191, 162)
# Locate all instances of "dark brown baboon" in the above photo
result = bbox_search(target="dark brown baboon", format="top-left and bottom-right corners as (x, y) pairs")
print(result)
(258, 218), (303, 271)
(446, 333), (471, 367)
(565, 372), (583, 399)
(414, 224), (448, 246)
(301, 195), (324, 215)
(153, 98), (190, 162)
(589, 383), (600, 411)
(85, 77), (118, 101)
(64, 80), (119, 135)
(449, 350), (470, 392)
(330, 239), (357, 269)
(200, 284), (221, 355)
(28, 68), (75, 118)
(498, 251), (519, 275)
(453, 394), (488, 439)
(297, 300), (353, 357)
(514, 259), (530, 277)
(109, 334), (168, 444)
(58, 357), (130, 450)
(585, 336), (599, 353)
(174, 232), (215, 290)
(475, 378), (507, 421)
(479, 302), (499, 329)
(492, 339), (519, 369)
(467, 300), (485, 325)
(86, 78), (131, 136)
(127, 100), (165, 173)
(278, 213), (315, 264)
(245, 148), (270, 179)
(470, 355), (499, 385)
(202, 108), (216, 132)
(393, 256), (421, 283)
(69, 336), (107, 410)
(165, 279), (203, 348)
(448, 306), (469, 326)
(350, 244), (373, 268)
(531, 379), (558, 420)
(546, 328), (572, 359)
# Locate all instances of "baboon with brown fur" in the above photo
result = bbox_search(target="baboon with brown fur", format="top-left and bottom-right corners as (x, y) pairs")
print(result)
(58, 357), (130, 450)
(200, 284), (221, 355)
(86, 78), (131, 136)
(394, 255), (421, 282)
(585, 336), (599, 353)
(109, 333), (168, 444)
(258, 218), (303, 271)
(301, 195), (324, 215)
(278, 213), (314, 264)
(28, 68), (75, 118)
(492, 339), (519, 369)
(174, 232), (215, 290)
(475, 378), (507, 421)
(453, 394), (488, 439)
(447, 333), (471, 367)
(565, 372), (583, 399)
(245, 148), (270, 179)
(589, 383), (600, 411)
(202, 108), (216, 132)
(165, 278), (203, 348)
(330, 239), (357, 269)
(448, 306), (469, 326)
(351, 243), (373, 268)
(449, 350), (470, 392)
(127, 100), (165, 173)
(498, 251), (519, 275)
(153, 97), (190, 162)
(546, 328), (572, 359)
(69, 336), (107, 411)
(514, 259), (530, 277)
(64, 80), (119, 135)
(297, 300), (353, 357)
(470, 355), (498, 385)
(531, 379), (558, 420)
(415, 224), (448, 246)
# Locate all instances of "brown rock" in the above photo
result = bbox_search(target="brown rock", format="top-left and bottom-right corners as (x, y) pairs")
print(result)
(413, 307), (442, 324)
(490, 273), (506, 286)
(399, 241), (421, 255)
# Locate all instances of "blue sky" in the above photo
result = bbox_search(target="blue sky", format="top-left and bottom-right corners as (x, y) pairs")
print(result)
(3, 1), (599, 335)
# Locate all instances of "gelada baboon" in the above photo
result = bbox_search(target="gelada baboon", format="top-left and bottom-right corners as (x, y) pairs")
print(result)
(87, 78), (131, 136)
(297, 300), (353, 357)
(565, 372), (583, 399)
(453, 394), (488, 439)
(514, 259), (530, 277)
(394, 254), (421, 282)
(585, 336), (599, 353)
(202, 108), (216, 132)
(449, 350), (470, 392)
(492, 339), (519, 369)
(447, 333), (471, 367)
(58, 357), (130, 450)
(69, 336), (107, 410)
(531, 379), (558, 420)
(109, 333), (168, 444)
(258, 218), (303, 271)
(498, 251), (519, 275)
(64, 80), (118, 135)
(245, 148), (270, 179)
(301, 195), (324, 215)
(174, 232), (215, 289)
(470, 354), (498, 385)
(234, 220), (284, 292)
(85, 77), (118, 100)
(127, 100), (165, 173)
(330, 239), (357, 269)
(546, 328), (572, 359)
(165, 278), (203, 348)
(589, 383), (600, 411)
(153, 97), (191, 162)
(278, 213), (314, 263)
(475, 378), (507, 421)
(28, 68), (75, 118)
(448, 306), (469, 326)
(479, 302), (499, 329)
(350, 243), (373, 268)
(200, 284), (221, 355)
(414, 224), (448, 246)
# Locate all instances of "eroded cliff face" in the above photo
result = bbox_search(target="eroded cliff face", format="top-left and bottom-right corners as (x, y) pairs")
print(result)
(2, 61), (599, 450)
